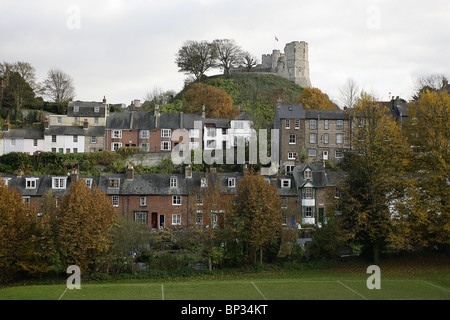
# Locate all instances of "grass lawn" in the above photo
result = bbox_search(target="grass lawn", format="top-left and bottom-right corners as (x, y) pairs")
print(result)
(1, 254), (449, 301)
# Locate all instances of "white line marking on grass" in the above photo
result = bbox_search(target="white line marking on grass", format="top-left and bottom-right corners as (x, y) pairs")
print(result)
(251, 281), (267, 300)
(58, 288), (68, 301)
(161, 284), (164, 300)
(423, 281), (450, 293)
(337, 281), (368, 300)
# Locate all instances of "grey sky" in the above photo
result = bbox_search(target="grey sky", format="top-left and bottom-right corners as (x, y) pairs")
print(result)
(1, 0), (449, 106)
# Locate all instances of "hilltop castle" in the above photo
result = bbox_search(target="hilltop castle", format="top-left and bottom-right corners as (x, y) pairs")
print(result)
(234, 41), (312, 88)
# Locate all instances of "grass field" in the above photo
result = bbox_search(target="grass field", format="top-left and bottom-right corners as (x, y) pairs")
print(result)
(1, 264), (449, 301)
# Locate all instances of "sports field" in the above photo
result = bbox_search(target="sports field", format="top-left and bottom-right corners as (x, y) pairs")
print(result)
(1, 269), (449, 300)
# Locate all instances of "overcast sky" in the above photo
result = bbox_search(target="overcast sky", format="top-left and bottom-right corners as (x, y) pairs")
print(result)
(1, 0), (449, 106)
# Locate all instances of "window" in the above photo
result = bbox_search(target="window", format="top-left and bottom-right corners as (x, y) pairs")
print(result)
(285, 119), (290, 129)
(336, 134), (343, 144)
(309, 134), (316, 144)
(304, 187), (314, 199)
(196, 194), (203, 206)
(51, 148), (56, 153)
(112, 196), (119, 207)
(305, 206), (313, 217)
(281, 179), (291, 188)
(73, 135), (78, 142)
(201, 178), (207, 188)
(310, 119), (317, 130)
(324, 133), (329, 144)
(112, 130), (122, 139)
(324, 119), (329, 130)
(281, 197), (288, 208)
(189, 129), (200, 138)
(228, 178), (236, 188)
(172, 195), (181, 205)
(337, 120), (344, 130)
(289, 134), (296, 144)
(10, 139), (16, 147)
(111, 142), (122, 151)
(94, 117), (99, 125)
(335, 150), (344, 158)
(73, 106), (79, 113)
(134, 212), (147, 223)
(1, 178), (11, 186)
(234, 122), (244, 129)
(282, 216), (288, 225)
(161, 141), (171, 151)
(304, 169), (312, 180)
(74, 117), (78, 123)
(94, 106), (100, 113)
(172, 214), (181, 225)
(84, 178), (93, 188)
(170, 177), (178, 188)
(52, 135), (57, 143)
(206, 140), (216, 149)
(108, 178), (120, 188)
(140, 130), (149, 139)
(26, 178), (37, 189)
(161, 129), (171, 138)
(22, 196), (31, 207)
(73, 148), (78, 154)
(33, 139), (38, 147)
(295, 119), (300, 129)
(288, 152), (297, 160)
(285, 165), (294, 174)
(140, 197), (147, 207)
(57, 116), (62, 124)
(91, 136), (97, 143)
(196, 210), (203, 225)
(308, 149), (316, 157)
(52, 177), (66, 189)
(140, 143), (149, 152)
(206, 127), (216, 137)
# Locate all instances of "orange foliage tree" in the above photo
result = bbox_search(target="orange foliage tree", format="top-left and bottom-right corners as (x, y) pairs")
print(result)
(296, 87), (339, 110)
(182, 82), (238, 119)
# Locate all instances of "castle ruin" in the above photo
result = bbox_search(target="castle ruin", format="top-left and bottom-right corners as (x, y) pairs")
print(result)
(235, 41), (311, 88)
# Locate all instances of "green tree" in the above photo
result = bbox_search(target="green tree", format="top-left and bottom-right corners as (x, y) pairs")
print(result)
(228, 170), (282, 265)
(335, 92), (410, 264)
(175, 40), (218, 81)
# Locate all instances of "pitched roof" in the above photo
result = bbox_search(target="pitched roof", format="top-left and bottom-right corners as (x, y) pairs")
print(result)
(275, 104), (306, 119)
(68, 101), (107, 117)
(2, 129), (44, 140)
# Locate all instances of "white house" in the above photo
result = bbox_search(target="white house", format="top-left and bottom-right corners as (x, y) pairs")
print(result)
(228, 112), (255, 148)
(44, 126), (86, 154)
(1, 122), (45, 155)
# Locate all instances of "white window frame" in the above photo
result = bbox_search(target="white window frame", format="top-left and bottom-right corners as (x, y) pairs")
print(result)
(22, 196), (31, 207)
(170, 177), (178, 188)
(172, 214), (181, 225)
(108, 178), (120, 189)
(140, 143), (150, 152)
(324, 133), (329, 144)
(294, 119), (300, 129)
(112, 130), (122, 139)
(310, 119), (317, 130)
(84, 178), (93, 188)
(289, 134), (296, 144)
(172, 195), (181, 206)
(140, 196), (147, 207)
(281, 197), (288, 209)
(161, 129), (172, 138)
(309, 133), (316, 144)
(324, 119), (329, 130)
(73, 106), (79, 113)
(112, 195), (119, 207)
(189, 129), (200, 138)
(161, 141), (171, 151)
(337, 120), (344, 130)
(134, 211), (147, 223)
(26, 178), (37, 189)
(94, 106), (100, 113)
(305, 206), (313, 217)
(281, 179), (291, 189)
(336, 133), (343, 144)
(285, 119), (290, 129)
(111, 142), (122, 151)
(308, 149), (317, 157)
(52, 177), (66, 189)
(139, 130), (150, 139)
(288, 152), (297, 160)
(228, 177), (236, 188)
(201, 178), (208, 188)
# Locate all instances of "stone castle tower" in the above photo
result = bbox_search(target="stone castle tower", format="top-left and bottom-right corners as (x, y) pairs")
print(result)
(256, 41), (311, 88)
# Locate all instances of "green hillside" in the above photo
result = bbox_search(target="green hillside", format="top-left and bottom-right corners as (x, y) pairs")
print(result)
(191, 73), (304, 129)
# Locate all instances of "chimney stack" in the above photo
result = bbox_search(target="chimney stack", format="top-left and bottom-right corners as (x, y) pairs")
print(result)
(155, 105), (160, 128)
(2, 120), (9, 132)
(185, 164), (192, 178)
(126, 164), (134, 180)
(83, 119), (89, 129)
(44, 118), (49, 129)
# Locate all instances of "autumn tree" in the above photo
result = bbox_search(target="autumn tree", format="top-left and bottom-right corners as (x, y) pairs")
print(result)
(296, 87), (339, 110)
(0, 178), (40, 282)
(400, 89), (450, 247)
(182, 82), (238, 119)
(227, 170), (282, 265)
(55, 180), (117, 274)
(334, 92), (410, 264)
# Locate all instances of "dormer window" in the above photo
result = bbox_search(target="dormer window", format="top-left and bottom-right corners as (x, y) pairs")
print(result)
(73, 106), (79, 113)
(201, 178), (207, 188)
(228, 178), (236, 188)
(94, 106), (100, 113)
(26, 178), (38, 189)
(52, 177), (67, 189)
(281, 179), (291, 189)
(84, 178), (93, 189)
(108, 178), (120, 188)
(170, 177), (178, 188)
(304, 169), (312, 180)
(1, 178), (11, 186)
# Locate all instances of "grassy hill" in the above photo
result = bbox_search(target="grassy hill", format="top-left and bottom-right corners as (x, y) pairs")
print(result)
(177, 73), (304, 129)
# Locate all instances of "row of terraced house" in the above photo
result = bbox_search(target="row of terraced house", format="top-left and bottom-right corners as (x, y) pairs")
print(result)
(0, 96), (410, 229)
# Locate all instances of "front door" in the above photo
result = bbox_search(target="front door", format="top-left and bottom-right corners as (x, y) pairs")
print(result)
(151, 212), (157, 229)
(323, 151), (328, 160)
(318, 208), (324, 224)
(159, 214), (165, 229)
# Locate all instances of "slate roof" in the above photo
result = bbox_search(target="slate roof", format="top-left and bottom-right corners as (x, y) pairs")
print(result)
(293, 164), (345, 188)
(106, 111), (204, 130)
(305, 109), (348, 120)
(274, 104), (306, 119)
(45, 126), (105, 136)
(2, 129), (44, 139)
(68, 101), (107, 117)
